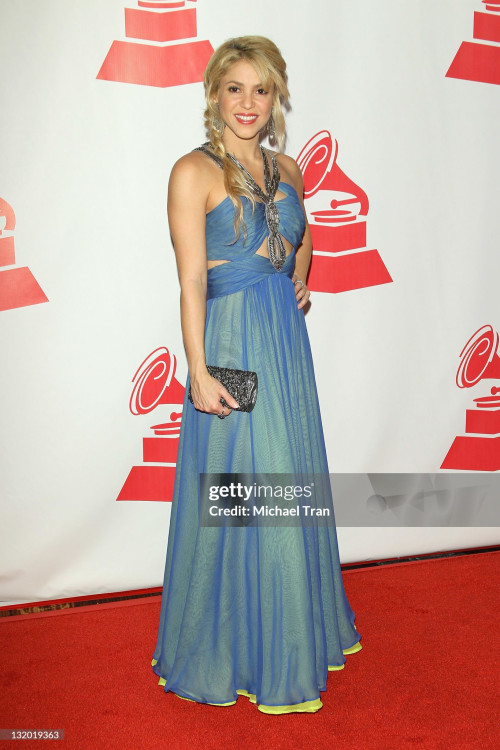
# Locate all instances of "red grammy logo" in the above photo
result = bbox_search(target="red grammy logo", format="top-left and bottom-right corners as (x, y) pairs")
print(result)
(446, 1), (500, 85)
(117, 347), (185, 501)
(296, 130), (392, 294)
(441, 324), (500, 471)
(0, 198), (48, 312)
(97, 0), (213, 88)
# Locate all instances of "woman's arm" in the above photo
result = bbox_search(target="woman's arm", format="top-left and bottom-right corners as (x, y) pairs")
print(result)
(277, 154), (312, 310)
(167, 154), (239, 414)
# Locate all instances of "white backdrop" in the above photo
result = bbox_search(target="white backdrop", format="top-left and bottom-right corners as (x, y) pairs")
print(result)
(1, 0), (499, 605)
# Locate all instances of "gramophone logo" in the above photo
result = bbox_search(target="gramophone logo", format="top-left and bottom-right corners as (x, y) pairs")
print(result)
(0, 198), (48, 312)
(97, 0), (213, 88)
(296, 130), (392, 294)
(441, 324), (500, 471)
(117, 346), (185, 501)
(446, 1), (500, 85)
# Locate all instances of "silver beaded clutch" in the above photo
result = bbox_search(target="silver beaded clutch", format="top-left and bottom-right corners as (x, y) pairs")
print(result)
(188, 366), (258, 413)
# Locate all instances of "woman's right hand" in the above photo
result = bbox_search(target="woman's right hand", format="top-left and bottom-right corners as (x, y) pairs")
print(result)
(189, 370), (239, 417)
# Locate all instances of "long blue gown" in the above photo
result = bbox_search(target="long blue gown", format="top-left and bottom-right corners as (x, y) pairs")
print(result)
(151, 170), (362, 714)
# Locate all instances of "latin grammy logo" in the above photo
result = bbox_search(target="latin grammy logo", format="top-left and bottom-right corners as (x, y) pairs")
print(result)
(441, 324), (500, 471)
(97, 0), (214, 88)
(117, 346), (185, 501)
(296, 130), (392, 294)
(446, 1), (500, 85)
(0, 197), (48, 312)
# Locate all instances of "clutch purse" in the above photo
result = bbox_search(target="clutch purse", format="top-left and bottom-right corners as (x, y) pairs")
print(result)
(188, 365), (258, 413)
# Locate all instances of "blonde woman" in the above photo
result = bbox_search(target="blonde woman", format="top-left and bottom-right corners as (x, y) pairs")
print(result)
(152, 36), (362, 715)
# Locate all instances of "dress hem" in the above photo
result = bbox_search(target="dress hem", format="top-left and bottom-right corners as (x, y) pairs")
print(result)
(151, 639), (362, 715)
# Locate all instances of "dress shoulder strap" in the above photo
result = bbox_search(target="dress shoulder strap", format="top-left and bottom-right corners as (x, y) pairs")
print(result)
(192, 143), (224, 170)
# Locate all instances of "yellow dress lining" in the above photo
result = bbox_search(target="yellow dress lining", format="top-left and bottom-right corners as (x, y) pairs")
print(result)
(151, 638), (362, 715)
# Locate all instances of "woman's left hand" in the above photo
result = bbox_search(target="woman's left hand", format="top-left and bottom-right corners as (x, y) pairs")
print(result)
(292, 275), (311, 310)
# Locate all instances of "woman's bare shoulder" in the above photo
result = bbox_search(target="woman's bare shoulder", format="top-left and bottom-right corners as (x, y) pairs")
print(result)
(272, 151), (304, 193)
(169, 149), (217, 183)
(168, 149), (220, 204)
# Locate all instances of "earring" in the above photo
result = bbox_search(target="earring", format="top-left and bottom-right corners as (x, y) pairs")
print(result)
(214, 102), (225, 136)
(266, 114), (276, 140)
(214, 117), (225, 135)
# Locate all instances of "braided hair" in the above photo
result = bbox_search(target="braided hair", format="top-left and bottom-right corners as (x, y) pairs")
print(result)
(202, 36), (290, 241)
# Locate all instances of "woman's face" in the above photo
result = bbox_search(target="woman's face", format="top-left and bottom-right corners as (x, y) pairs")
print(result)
(215, 59), (274, 143)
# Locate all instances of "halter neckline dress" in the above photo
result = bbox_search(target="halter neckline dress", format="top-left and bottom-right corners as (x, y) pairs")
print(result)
(151, 146), (362, 714)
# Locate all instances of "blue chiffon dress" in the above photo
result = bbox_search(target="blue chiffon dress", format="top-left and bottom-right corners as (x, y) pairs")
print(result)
(151, 168), (362, 714)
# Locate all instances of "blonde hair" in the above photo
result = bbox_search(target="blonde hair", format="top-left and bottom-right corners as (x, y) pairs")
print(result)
(202, 36), (290, 241)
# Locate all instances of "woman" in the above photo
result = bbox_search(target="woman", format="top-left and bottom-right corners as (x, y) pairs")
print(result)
(151, 35), (362, 715)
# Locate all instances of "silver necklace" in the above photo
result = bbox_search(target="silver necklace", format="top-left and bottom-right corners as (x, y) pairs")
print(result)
(194, 143), (286, 271)
(227, 145), (286, 272)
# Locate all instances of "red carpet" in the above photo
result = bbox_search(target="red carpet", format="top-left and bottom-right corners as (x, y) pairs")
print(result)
(1, 552), (498, 750)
